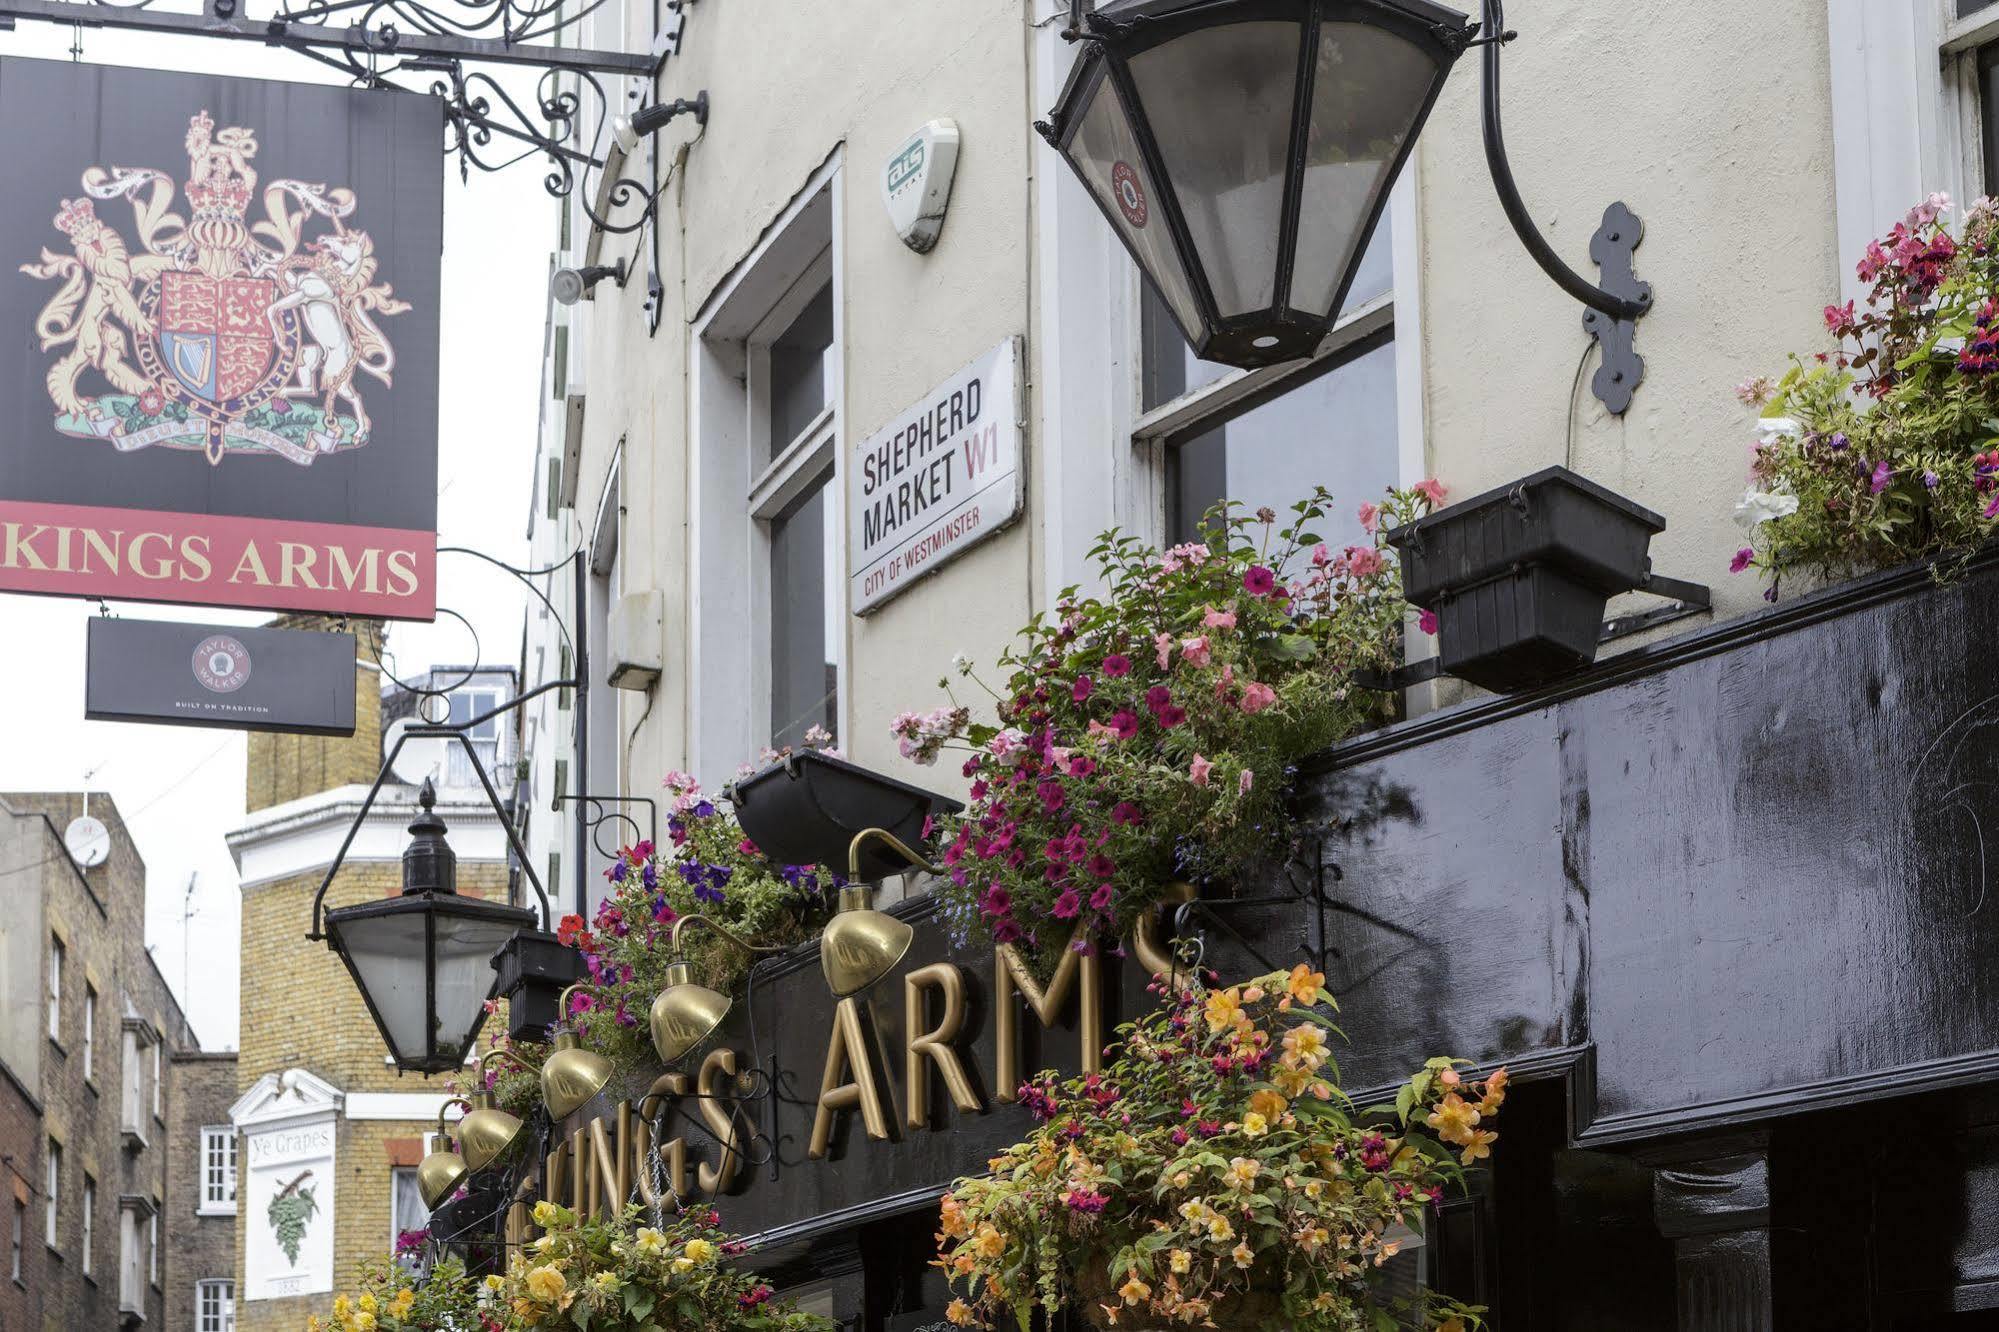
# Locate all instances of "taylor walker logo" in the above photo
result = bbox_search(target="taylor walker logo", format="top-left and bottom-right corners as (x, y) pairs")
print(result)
(192, 633), (251, 693)
(21, 110), (410, 466)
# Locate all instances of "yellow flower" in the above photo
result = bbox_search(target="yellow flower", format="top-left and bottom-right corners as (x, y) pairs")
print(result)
(1240, 985), (1265, 1004)
(308, 1319), (323, 1332)
(1231, 1243), (1255, 1270)
(1283, 963), (1324, 1007)
(1440, 1320), (1466, 1332)
(1177, 1200), (1212, 1225)
(592, 1271), (622, 1294)
(636, 1227), (667, 1254)
(534, 1234), (557, 1250)
(1168, 1249), (1191, 1274)
(1118, 1276), (1151, 1305)
(945, 1299), (976, 1326)
(353, 1315), (376, 1332)
(939, 1193), (971, 1239)
(1297, 1225), (1329, 1255)
(974, 1225), (1007, 1259)
(1480, 1066), (1510, 1115)
(1271, 1063), (1312, 1097)
(1203, 988), (1244, 1032)
(683, 1238), (717, 1264)
(1302, 1177), (1325, 1199)
(532, 1200), (561, 1227)
(1098, 1305), (1122, 1326)
(1169, 1170), (1192, 1190)
(358, 1294), (378, 1316)
(1280, 1025), (1327, 1070)
(1224, 1157), (1260, 1190)
(392, 1288), (415, 1316)
(524, 1265), (567, 1304)
(1248, 1088), (1288, 1121)
(1426, 1093), (1481, 1147)
(333, 1296), (352, 1319)
(1206, 1215), (1234, 1242)
(671, 1258), (695, 1274)
(1240, 1111), (1268, 1138)
(483, 1275), (506, 1292)
(1460, 1127), (1498, 1165)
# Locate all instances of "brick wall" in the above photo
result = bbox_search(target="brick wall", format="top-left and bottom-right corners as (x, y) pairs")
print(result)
(242, 618), (385, 815)
(167, 1050), (238, 1331)
(0, 1061), (41, 1332)
(1, 794), (202, 1332)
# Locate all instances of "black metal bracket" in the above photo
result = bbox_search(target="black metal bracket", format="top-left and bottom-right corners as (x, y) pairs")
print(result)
(1582, 203), (1650, 415)
(553, 794), (659, 861)
(1163, 845), (1340, 984)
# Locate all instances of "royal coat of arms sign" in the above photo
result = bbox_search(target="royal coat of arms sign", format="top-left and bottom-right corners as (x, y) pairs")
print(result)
(0, 59), (441, 618)
(23, 109), (410, 466)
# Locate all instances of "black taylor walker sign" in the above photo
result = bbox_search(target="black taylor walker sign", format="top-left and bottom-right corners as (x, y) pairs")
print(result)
(85, 615), (358, 735)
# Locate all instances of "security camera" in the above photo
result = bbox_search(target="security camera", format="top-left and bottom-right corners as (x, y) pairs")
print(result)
(612, 91), (710, 155)
(550, 261), (625, 306)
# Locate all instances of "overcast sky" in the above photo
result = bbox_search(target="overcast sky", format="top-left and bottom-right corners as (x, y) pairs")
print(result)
(0, 20), (550, 1049)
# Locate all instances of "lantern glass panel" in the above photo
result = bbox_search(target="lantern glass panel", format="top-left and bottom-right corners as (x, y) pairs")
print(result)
(1288, 23), (1439, 317)
(332, 910), (431, 1062)
(1067, 66), (1205, 340)
(432, 913), (520, 1056)
(331, 902), (522, 1067)
(1127, 20), (1301, 317)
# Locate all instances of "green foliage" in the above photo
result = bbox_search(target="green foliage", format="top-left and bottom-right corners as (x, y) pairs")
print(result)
(312, 1255), (487, 1330)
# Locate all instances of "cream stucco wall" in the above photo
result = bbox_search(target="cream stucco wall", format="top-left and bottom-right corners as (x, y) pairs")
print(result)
(1411, 0), (1841, 626)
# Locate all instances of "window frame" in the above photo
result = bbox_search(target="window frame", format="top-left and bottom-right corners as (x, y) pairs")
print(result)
(10, 1196), (23, 1284)
(44, 1139), (59, 1250)
(198, 1126), (237, 1216)
(689, 151), (848, 779)
(46, 936), (62, 1044)
(80, 1172), (93, 1277)
(151, 1039), (162, 1121)
(196, 1277), (235, 1332)
(81, 983), (95, 1084)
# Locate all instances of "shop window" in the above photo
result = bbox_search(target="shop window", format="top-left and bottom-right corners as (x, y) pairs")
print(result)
(199, 1126), (237, 1215)
(197, 1277), (235, 1332)
(1138, 225), (1396, 548)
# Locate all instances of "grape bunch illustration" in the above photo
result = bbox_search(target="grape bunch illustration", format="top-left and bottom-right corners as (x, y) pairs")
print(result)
(266, 1170), (318, 1267)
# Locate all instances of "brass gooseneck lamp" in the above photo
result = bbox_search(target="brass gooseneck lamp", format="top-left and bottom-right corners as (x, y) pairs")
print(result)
(820, 828), (940, 998)
(649, 916), (788, 1063)
(541, 983), (617, 1119)
(458, 1050), (533, 1174)
(416, 1096), (472, 1210)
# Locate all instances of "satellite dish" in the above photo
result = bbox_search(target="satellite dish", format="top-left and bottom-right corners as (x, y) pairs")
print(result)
(64, 815), (109, 869)
(384, 717), (453, 788)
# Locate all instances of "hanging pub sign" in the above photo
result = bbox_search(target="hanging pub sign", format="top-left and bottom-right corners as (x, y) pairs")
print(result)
(0, 58), (443, 619)
(84, 616), (358, 735)
(849, 336), (1023, 614)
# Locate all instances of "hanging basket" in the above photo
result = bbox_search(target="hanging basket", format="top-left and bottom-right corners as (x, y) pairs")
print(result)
(1386, 465), (1665, 692)
(727, 750), (962, 881)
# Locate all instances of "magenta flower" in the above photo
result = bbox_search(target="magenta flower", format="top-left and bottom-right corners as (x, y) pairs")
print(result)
(1102, 653), (1131, 677)
(1111, 801), (1142, 825)
(1089, 882), (1114, 911)
(1242, 565), (1276, 596)
(1157, 704), (1187, 728)
(1109, 710), (1139, 739)
(1052, 887), (1081, 918)
(1144, 684), (1173, 710)
(1418, 609), (1438, 635)
(1870, 460), (1893, 494)
(1071, 675), (1093, 702)
(1729, 547), (1755, 574)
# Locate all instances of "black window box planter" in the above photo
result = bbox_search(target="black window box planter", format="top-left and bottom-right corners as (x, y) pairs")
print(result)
(728, 750), (963, 882)
(489, 929), (586, 1043)
(1387, 466), (1665, 692)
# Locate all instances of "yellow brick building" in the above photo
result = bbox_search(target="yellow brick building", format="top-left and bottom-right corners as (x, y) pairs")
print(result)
(225, 620), (522, 1331)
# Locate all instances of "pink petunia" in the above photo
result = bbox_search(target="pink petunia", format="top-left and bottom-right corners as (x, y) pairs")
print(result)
(1729, 547), (1755, 574)
(1180, 635), (1211, 668)
(1238, 769), (1254, 795)
(1239, 681), (1276, 714)
(1109, 709), (1140, 739)
(1344, 545), (1386, 578)
(1155, 632), (1174, 669)
(1413, 478), (1448, 506)
(1203, 607), (1237, 631)
(1189, 754), (1213, 787)
(1102, 653), (1131, 678)
(1072, 676), (1093, 703)
(1157, 704), (1187, 728)
(1243, 565), (1276, 596)
(1357, 502), (1379, 534)
(1311, 543), (1332, 568)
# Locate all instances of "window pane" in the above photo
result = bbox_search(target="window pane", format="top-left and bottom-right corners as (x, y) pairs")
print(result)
(1142, 225), (1391, 412)
(1127, 21), (1301, 316)
(1164, 338), (1397, 545)
(1982, 42), (1999, 196)
(770, 285), (834, 452)
(770, 475), (837, 750)
(1964, 0), (1999, 16)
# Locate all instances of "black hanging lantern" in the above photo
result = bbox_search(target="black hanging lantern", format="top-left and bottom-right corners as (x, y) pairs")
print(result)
(1038, 0), (1476, 369)
(322, 779), (540, 1075)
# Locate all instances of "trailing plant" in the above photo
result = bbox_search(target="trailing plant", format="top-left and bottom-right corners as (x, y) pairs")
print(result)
(1734, 192), (1999, 596)
(935, 968), (1503, 1332)
(490, 1201), (834, 1332)
(308, 1255), (494, 1331)
(558, 763), (843, 1080)
(892, 486), (1438, 979)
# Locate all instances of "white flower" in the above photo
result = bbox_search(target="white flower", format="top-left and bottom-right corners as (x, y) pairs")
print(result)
(1734, 485), (1800, 529)
(1754, 417), (1800, 449)
(951, 652), (974, 676)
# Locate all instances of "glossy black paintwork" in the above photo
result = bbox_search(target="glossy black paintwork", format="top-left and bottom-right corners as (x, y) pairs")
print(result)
(623, 554), (1999, 1281)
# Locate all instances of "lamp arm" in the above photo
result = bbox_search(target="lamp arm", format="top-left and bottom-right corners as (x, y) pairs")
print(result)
(479, 1049), (535, 1080)
(666, 913), (790, 958)
(1480, 0), (1648, 322)
(847, 827), (943, 880)
(435, 1096), (472, 1137)
(555, 982), (610, 1023)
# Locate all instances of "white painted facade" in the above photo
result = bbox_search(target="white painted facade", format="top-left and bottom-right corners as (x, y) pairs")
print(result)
(518, 0), (1989, 902)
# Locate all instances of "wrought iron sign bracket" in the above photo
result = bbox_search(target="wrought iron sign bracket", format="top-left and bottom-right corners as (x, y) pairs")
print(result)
(1164, 847), (1340, 984)
(553, 793), (659, 860)
(1581, 203), (1649, 415)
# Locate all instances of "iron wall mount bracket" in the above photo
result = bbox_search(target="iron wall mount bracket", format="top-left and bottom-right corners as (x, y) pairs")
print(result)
(1582, 202), (1650, 415)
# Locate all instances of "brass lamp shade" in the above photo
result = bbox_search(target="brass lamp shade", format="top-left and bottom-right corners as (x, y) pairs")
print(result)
(821, 884), (913, 998)
(542, 1033), (614, 1120)
(416, 1147), (469, 1210)
(650, 960), (731, 1063)
(458, 1105), (526, 1174)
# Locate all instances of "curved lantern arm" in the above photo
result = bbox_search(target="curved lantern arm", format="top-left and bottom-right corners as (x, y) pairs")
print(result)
(1480, 0), (1649, 322)
(665, 913), (792, 958)
(436, 1096), (473, 1138)
(846, 827), (942, 881)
